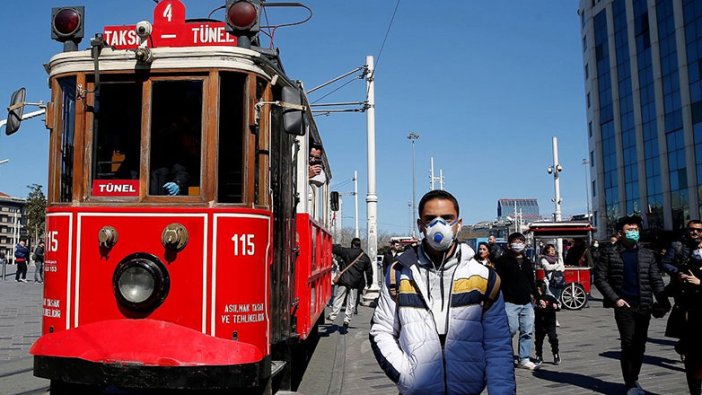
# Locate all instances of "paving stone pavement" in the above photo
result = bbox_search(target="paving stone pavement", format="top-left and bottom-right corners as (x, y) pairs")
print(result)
(0, 263), (692, 394)
(0, 264), (43, 362)
(299, 287), (690, 395)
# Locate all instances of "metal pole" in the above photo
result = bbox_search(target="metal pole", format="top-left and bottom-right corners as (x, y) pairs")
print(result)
(430, 157), (435, 190)
(439, 169), (444, 190)
(408, 202), (413, 236)
(364, 55), (380, 297)
(354, 170), (359, 239)
(408, 132), (420, 237)
(550, 136), (564, 257)
(582, 158), (591, 220)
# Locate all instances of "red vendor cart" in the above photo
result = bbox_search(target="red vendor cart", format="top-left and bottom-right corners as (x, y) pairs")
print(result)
(528, 221), (596, 310)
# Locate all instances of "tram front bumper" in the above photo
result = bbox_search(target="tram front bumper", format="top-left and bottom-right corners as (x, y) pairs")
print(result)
(30, 319), (269, 389)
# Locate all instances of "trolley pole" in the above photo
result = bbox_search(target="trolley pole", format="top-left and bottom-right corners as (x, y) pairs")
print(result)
(548, 136), (564, 257)
(354, 170), (359, 239)
(364, 55), (380, 301)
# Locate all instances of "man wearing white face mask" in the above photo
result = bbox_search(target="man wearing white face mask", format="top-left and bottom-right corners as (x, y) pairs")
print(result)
(369, 190), (515, 395)
(595, 215), (668, 395)
(494, 232), (540, 370)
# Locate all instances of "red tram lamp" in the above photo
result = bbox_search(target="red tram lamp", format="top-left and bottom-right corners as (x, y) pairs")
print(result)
(51, 6), (84, 52)
(225, 0), (261, 49)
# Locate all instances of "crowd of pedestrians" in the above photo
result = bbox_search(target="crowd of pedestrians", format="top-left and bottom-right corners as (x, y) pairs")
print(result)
(367, 189), (702, 395)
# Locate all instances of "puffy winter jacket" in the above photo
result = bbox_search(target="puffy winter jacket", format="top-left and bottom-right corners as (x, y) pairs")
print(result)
(594, 243), (666, 309)
(369, 243), (515, 395)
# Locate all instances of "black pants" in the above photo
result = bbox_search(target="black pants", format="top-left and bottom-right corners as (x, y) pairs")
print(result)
(614, 306), (651, 388)
(15, 261), (27, 280)
(535, 323), (559, 355)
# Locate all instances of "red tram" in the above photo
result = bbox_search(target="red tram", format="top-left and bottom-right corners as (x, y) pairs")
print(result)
(9, 1), (335, 392)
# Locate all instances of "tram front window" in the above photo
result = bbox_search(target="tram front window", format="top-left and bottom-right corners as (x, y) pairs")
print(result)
(149, 80), (202, 196)
(93, 81), (142, 182)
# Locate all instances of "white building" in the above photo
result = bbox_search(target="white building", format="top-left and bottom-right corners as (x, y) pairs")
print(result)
(0, 192), (26, 261)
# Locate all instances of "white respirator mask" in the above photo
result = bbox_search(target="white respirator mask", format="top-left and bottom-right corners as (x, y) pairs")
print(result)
(421, 218), (458, 251)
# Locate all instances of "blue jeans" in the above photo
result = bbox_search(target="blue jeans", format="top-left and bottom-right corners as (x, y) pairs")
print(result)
(505, 302), (535, 362)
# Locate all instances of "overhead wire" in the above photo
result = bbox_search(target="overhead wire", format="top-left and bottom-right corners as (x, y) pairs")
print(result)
(310, 0), (401, 107)
(366, 0), (401, 99)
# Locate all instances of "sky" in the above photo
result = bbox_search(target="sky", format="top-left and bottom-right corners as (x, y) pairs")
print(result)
(0, 0), (588, 235)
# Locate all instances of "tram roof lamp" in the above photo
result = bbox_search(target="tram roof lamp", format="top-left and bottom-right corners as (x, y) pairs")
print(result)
(51, 6), (84, 52)
(225, 0), (261, 33)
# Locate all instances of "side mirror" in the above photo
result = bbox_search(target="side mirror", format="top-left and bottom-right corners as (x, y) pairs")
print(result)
(282, 86), (305, 136)
(6, 88), (26, 135)
(330, 191), (340, 211)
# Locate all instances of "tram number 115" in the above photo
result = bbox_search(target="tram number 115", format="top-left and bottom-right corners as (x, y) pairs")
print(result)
(231, 234), (255, 256)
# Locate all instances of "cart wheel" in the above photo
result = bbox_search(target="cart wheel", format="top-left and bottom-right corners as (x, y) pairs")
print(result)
(560, 283), (587, 310)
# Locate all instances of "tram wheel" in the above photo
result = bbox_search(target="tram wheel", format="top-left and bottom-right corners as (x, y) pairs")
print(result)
(560, 283), (587, 310)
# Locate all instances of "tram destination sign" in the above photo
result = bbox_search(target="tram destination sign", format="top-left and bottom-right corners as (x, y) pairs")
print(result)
(103, 0), (238, 50)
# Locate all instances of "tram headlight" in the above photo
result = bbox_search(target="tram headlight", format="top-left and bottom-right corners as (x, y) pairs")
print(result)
(113, 253), (169, 312)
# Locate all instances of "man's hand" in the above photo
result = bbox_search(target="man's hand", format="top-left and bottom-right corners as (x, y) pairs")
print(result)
(163, 182), (180, 195)
(308, 164), (322, 178)
(615, 299), (630, 308)
(681, 271), (701, 286)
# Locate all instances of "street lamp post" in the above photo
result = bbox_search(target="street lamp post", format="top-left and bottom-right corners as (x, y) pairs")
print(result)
(408, 132), (419, 236)
(547, 136), (564, 257)
(582, 158), (591, 220)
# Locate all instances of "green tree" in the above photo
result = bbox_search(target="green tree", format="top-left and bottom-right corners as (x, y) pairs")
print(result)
(25, 184), (47, 244)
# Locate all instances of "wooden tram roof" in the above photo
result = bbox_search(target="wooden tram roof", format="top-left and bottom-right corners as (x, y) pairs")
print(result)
(527, 221), (596, 239)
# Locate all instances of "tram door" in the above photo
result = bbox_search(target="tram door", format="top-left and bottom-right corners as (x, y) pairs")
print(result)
(269, 87), (298, 350)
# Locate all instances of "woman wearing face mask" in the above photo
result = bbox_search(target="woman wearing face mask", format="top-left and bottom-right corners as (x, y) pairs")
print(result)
(476, 242), (494, 268)
(540, 244), (565, 305)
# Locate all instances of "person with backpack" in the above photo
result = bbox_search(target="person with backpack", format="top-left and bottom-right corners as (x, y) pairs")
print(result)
(327, 238), (371, 328)
(14, 239), (30, 283)
(369, 190), (515, 395)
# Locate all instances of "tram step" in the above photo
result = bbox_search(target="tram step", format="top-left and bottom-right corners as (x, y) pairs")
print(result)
(271, 360), (287, 378)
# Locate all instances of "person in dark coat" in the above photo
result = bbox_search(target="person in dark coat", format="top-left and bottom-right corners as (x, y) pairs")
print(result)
(494, 232), (540, 370)
(660, 219), (702, 394)
(595, 215), (669, 395)
(14, 239), (30, 283)
(382, 240), (402, 275)
(488, 235), (503, 262)
(534, 281), (560, 365)
(328, 238), (372, 327)
(33, 241), (45, 283)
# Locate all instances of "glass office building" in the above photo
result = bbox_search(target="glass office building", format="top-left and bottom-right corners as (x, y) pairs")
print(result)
(581, 0), (702, 233)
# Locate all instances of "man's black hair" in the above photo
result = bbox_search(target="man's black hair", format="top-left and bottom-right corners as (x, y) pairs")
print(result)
(508, 232), (525, 243)
(687, 219), (702, 228)
(351, 237), (361, 248)
(310, 142), (323, 152)
(616, 214), (643, 231)
(418, 190), (459, 217)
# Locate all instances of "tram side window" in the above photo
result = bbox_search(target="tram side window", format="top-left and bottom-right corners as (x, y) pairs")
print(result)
(149, 81), (203, 196)
(59, 78), (76, 203)
(92, 82), (142, 181)
(217, 73), (245, 203)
